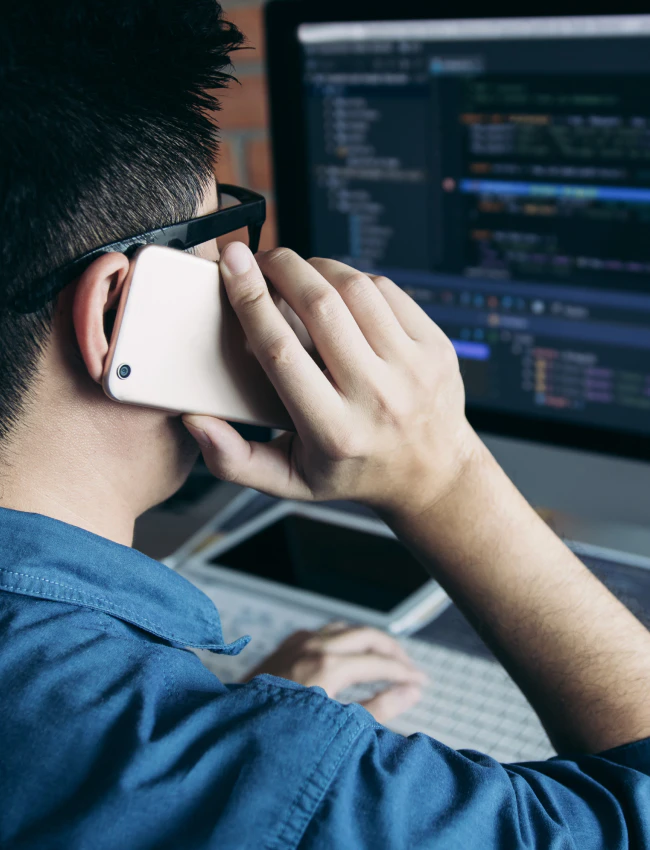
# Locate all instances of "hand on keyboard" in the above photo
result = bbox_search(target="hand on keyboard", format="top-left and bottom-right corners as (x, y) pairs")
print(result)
(242, 622), (427, 724)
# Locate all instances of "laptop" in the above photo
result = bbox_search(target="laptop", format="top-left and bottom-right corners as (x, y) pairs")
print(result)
(173, 488), (650, 762)
(173, 489), (560, 763)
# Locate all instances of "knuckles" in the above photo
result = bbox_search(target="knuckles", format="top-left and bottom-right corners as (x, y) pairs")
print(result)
(230, 282), (267, 312)
(261, 335), (297, 371)
(337, 272), (371, 301)
(438, 336), (461, 374)
(370, 275), (392, 290)
(258, 247), (295, 268)
(302, 287), (339, 323)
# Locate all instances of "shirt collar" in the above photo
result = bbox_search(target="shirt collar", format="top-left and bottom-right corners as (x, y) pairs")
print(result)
(0, 507), (248, 655)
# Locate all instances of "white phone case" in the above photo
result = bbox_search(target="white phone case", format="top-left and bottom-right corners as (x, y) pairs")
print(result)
(103, 245), (293, 430)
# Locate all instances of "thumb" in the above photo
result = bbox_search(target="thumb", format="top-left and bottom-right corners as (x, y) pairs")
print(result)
(182, 415), (311, 500)
(183, 415), (249, 479)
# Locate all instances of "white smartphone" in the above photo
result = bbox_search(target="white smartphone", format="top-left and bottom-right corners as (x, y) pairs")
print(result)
(102, 245), (293, 430)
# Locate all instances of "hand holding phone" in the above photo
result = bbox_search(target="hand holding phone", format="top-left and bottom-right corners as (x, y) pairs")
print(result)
(183, 242), (476, 516)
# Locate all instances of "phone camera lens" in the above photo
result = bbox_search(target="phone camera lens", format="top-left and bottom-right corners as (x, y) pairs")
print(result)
(117, 364), (131, 379)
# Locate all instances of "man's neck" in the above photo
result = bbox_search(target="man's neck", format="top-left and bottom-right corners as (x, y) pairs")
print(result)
(0, 417), (139, 547)
(0, 467), (137, 547)
(0, 474), (136, 548)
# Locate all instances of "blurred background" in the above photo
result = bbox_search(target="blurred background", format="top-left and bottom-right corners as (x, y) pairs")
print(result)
(213, 0), (278, 252)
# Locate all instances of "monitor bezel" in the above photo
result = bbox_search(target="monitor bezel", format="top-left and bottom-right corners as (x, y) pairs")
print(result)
(265, 1), (650, 462)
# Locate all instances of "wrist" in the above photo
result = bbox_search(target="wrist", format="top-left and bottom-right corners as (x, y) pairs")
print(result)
(375, 423), (488, 524)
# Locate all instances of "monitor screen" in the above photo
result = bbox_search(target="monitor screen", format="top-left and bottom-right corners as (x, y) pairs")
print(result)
(288, 14), (650, 443)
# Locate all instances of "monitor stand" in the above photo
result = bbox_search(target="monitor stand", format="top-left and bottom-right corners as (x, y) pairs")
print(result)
(484, 433), (650, 561)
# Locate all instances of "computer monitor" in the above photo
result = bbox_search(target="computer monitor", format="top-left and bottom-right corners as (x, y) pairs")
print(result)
(266, 4), (650, 462)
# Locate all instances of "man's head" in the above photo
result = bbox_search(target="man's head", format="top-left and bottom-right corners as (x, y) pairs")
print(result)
(0, 0), (243, 535)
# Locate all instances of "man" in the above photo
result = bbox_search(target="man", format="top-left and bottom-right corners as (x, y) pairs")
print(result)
(1, 2), (649, 848)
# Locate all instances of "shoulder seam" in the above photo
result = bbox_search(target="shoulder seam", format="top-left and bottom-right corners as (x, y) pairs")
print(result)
(264, 707), (372, 850)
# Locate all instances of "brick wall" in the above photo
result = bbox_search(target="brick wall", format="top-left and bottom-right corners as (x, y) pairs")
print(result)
(216, 0), (278, 251)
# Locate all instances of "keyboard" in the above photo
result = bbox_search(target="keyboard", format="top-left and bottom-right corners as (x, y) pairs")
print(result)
(339, 643), (554, 763)
(185, 571), (555, 764)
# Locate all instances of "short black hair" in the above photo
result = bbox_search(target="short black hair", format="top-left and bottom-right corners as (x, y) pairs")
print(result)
(0, 0), (244, 441)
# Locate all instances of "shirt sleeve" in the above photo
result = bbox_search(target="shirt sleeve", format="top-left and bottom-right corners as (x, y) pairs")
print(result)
(299, 724), (650, 849)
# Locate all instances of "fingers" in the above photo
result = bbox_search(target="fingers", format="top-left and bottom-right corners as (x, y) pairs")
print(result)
(313, 625), (425, 723)
(316, 620), (349, 637)
(219, 243), (342, 427)
(317, 653), (427, 697)
(368, 274), (435, 342)
(242, 624), (428, 711)
(182, 421), (313, 499)
(361, 683), (422, 724)
(273, 292), (319, 361)
(307, 258), (410, 359)
(255, 249), (379, 392)
(315, 624), (415, 669)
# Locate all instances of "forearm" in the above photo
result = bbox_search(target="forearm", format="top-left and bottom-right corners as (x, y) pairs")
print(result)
(384, 434), (650, 755)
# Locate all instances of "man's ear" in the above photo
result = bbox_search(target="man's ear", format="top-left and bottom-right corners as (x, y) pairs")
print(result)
(72, 252), (130, 383)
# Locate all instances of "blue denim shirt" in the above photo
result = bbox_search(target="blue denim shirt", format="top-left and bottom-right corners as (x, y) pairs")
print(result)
(1, 506), (649, 849)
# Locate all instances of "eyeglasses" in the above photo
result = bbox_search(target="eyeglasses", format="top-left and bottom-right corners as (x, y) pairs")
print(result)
(10, 184), (266, 314)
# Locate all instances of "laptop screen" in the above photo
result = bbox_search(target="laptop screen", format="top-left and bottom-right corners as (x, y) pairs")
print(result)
(211, 514), (429, 613)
